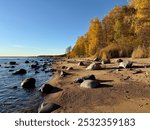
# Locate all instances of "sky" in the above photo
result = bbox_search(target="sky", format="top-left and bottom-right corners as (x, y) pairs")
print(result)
(0, 0), (128, 56)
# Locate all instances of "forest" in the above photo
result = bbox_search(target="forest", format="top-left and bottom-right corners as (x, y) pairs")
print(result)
(69, 0), (150, 59)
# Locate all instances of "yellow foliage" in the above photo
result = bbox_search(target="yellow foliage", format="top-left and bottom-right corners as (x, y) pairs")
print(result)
(132, 45), (148, 58)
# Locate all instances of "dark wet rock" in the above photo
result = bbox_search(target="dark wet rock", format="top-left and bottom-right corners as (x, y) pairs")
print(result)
(50, 69), (57, 72)
(101, 59), (111, 64)
(35, 61), (39, 65)
(86, 63), (101, 70)
(11, 66), (15, 68)
(38, 103), (61, 113)
(9, 69), (14, 72)
(35, 71), (39, 74)
(21, 78), (36, 88)
(9, 61), (17, 65)
(31, 64), (37, 68)
(78, 61), (84, 66)
(119, 61), (133, 68)
(39, 83), (54, 94)
(74, 74), (96, 83)
(66, 67), (73, 70)
(45, 69), (50, 73)
(13, 86), (18, 89)
(13, 69), (27, 75)
(25, 60), (29, 63)
(80, 80), (100, 88)
(4, 66), (9, 68)
(115, 59), (123, 63)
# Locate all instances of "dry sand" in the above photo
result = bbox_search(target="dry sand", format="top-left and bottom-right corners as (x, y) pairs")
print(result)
(43, 57), (150, 113)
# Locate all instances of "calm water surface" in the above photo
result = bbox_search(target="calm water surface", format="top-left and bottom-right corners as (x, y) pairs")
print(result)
(0, 57), (53, 113)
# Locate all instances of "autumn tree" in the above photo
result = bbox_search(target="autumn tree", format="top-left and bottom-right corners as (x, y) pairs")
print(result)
(134, 0), (150, 47)
(87, 17), (103, 56)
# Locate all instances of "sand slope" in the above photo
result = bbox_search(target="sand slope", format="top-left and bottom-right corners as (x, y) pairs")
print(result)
(43, 58), (150, 113)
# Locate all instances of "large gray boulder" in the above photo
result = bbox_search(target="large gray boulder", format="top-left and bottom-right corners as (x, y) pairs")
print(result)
(119, 61), (133, 68)
(13, 69), (27, 75)
(39, 83), (54, 94)
(101, 59), (111, 64)
(86, 63), (101, 70)
(21, 78), (36, 88)
(115, 59), (123, 63)
(80, 80), (100, 88)
(74, 74), (96, 83)
(38, 103), (61, 113)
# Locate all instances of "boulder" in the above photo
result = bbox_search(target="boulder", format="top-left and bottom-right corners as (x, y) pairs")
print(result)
(101, 59), (111, 64)
(9, 61), (17, 65)
(21, 78), (36, 88)
(115, 59), (123, 63)
(38, 103), (60, 113)
(9, 69), (14, 72)
(35, 71), (39, 74)
(11, 66), (15, 68)
(94, 57), (100, 61)
(61, 66), (67, 69)
(80, 80), (100, 88)
(78, 61), (84, 66)
(86, 63), (101, 70)
(60, 71), (68, 77)
(25, 60), (29, 63)
(74, 74), (96, 83)
(31, 64), (37, 69)
(39, 83), (54, 94)
(119, 61), (133, 68)
(66, 67), (73, 70)
(13, 69), (27, 75)
(50, 69), (57, 72)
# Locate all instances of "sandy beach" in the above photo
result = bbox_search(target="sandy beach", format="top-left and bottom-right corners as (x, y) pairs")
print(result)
(38, 57), (150, 113)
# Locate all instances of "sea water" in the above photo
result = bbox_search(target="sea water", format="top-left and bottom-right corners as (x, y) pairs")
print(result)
(0, 57), (52, 113)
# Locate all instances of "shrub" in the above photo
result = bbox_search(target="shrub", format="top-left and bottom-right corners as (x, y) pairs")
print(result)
(132, 46), (148, 58)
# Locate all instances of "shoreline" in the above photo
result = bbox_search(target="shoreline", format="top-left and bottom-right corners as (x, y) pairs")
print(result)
(39, 57), (150, 113)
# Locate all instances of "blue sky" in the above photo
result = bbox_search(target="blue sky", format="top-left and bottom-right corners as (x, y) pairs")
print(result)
(0, 0), (128, 56)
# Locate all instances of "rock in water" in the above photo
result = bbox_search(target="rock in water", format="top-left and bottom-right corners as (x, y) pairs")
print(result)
(39, 84), (54, 94)
(86, 63), (101, 70)
(80, 80), (100, 88)
(25, 60), (29, 63)
(13, 69), (27, 75)
(119, 61), (133, 68)
(38, 103), (61, 113)
(21, 78), (36, 88)
(9, 61), (17, 65)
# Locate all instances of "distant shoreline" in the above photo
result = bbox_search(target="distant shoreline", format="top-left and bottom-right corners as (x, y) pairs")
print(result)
(0, 54), (66, 58)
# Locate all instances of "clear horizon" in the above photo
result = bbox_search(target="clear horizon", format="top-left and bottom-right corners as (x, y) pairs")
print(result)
(0, 0), (128, 56)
